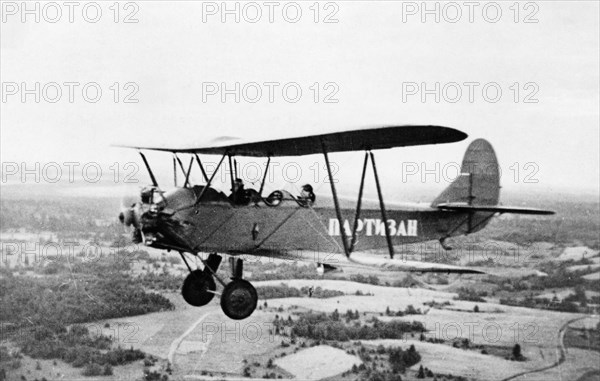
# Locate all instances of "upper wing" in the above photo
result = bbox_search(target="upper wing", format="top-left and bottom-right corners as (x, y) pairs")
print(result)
(436, 203), (555, 215)
(115, 125), (467, 157)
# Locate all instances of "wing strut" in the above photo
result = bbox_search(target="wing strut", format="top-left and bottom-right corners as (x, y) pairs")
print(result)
(183, 156), (194, 188)
(172, 154), (178, 187)
(322, 141), (351, 258)
(467, 173), (474, 231)
(370, 152), (395, 259)
(174, 154), (193, 188)
(194, 154), (209, 183)
(138, 151), (158, 187)
(258, 156), (271, 198)
(227, 154), (235, 191)
(192, 153), (227, 207)
(350, 152), (369, 252)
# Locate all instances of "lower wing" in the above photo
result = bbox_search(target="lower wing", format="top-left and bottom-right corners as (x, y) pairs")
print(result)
(243, 250), (486, 275)
(347, 253), (485, 274)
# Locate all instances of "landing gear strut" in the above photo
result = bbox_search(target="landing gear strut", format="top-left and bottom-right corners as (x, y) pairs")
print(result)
(180, 253), (258, 320)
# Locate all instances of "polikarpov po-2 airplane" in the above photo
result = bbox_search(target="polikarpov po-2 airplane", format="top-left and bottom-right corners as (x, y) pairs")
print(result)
(118, 125), (554, 320)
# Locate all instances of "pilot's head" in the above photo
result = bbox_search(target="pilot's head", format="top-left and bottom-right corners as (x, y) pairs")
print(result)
(233, 178), (244, 190)
(301, 184), (313, 194)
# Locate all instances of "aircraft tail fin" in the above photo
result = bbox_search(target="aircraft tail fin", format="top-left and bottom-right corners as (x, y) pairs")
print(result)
(432, 139), (500, 207)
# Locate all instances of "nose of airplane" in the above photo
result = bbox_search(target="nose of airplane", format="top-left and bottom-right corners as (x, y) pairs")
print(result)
(117, 186), (167, 245)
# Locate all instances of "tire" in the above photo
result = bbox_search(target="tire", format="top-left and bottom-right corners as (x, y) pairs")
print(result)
(181, 270), (216, 307)
(220, 279), (258, 320)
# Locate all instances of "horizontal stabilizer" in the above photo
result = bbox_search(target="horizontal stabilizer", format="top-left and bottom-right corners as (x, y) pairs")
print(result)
(437, 203), (555, 215)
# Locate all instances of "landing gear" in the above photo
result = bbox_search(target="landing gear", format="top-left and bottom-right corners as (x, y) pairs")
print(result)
(220, 257), (258, 320)
(180, 253), (258, 320)
(220, 279), (258, 320)
(181, 270), (216, 306)
(180, 252), (221, 307)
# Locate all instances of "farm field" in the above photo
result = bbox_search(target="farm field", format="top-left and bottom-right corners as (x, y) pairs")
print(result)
(274, 345), (362, 380)
(28, 279), (593, 381)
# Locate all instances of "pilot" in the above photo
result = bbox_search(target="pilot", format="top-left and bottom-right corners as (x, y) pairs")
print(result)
(299, 184), (316, 206)
(230, 178), (249, 205)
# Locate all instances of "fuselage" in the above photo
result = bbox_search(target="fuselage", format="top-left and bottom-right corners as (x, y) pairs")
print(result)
(138, 186), (493, 258)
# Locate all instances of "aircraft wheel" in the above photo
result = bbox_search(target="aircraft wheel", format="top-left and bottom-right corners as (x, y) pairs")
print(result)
(181, 270), (216, 307)
(220, 279), (258, 320)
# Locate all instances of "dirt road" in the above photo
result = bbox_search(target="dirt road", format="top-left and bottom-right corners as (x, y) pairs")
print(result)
(501, 316), (589, 381)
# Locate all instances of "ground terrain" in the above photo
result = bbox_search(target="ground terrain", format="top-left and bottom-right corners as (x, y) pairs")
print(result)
(1, 189), (598, 380)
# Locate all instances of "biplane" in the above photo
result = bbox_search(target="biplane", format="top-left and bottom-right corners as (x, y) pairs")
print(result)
(117, 125), (554, 320)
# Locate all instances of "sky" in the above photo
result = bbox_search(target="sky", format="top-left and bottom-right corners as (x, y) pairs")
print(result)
(1, 1), (599, 199)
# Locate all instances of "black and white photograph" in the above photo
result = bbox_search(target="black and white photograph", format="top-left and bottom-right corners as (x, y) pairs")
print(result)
(1, 1), (599, 380)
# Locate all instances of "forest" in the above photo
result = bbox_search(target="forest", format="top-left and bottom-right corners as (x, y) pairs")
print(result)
(274, 311), (425, 342)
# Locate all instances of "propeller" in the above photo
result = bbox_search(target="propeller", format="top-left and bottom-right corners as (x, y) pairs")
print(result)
(118, 195), (139, 228)
(118, 194), (144, 244)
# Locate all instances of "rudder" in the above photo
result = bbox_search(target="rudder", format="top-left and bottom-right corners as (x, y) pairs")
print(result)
(432, 139), (500, 207)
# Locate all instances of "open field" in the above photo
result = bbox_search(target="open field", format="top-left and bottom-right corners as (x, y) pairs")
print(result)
(274, 345), (361, 380)
(536, 290), (600, 300)
(568, 264), (600, 273)
(256, 279), (457, 312)
(91, 293), (212, 360)
(570, 317), (600, 330)
(583, 272), (600, 281)
(177, 310), (282, 378)
(363, 338), (529, 380)
(558, 247), (599, 262)
(259, 280), (585, 352)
